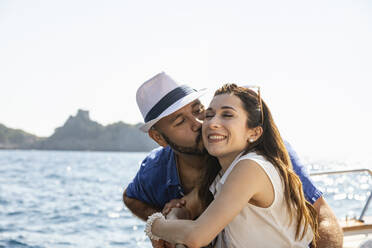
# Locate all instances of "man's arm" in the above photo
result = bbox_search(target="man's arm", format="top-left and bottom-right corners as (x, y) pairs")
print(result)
(313, 196), (343, 248)
(123, 188), (160, 221)
(285, 141), (343, 247)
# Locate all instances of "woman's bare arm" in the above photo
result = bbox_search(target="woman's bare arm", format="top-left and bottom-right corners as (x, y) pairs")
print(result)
(152, 160), (272, 247)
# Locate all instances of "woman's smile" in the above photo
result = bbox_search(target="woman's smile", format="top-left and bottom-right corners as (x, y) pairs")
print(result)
(202, 94), (255, 167)
(207, 133), (227, 143)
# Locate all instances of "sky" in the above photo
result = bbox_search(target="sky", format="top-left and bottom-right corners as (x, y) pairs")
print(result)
(0, 0), (371, 160)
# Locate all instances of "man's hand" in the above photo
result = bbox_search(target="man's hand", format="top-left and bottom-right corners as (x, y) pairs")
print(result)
(162, 198), (186, 216)
(151, 238), (175, 248)
(150, 239), (165, 248)
(166, 206), (191, 220)
(151, 239), (182, 248)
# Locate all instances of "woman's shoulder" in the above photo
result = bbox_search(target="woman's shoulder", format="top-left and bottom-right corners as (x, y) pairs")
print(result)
(237, 151), (270, 167)
(219, 152), (269, 185)
(235, 152), (282, 188)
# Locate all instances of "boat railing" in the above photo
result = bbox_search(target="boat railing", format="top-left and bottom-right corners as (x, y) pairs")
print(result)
(310, 168), (372, 222)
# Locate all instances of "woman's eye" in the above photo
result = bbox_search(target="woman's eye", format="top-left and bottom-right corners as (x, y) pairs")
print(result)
(205, 114), (214, 119)
(223, 114), (233, 118)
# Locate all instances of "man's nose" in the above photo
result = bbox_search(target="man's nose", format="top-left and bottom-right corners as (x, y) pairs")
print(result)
(191, 117), (202, 132)
(197, 110), (205, 121)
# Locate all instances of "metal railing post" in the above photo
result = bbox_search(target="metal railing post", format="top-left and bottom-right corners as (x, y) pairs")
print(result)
(359, 191), (372, 222)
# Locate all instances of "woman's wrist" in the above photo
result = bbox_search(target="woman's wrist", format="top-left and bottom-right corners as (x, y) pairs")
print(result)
(144, 212), (165, 241)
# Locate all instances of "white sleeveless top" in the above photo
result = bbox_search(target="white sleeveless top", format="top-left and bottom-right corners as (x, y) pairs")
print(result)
(209, 152), (313, 248)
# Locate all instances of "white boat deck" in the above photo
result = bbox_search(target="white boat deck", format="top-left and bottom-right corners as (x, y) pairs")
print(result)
(344, 234), (372, 248)
(342, 217), (372, 247)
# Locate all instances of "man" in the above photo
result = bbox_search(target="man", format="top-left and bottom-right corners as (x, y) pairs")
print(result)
(123, 72), (343, 247)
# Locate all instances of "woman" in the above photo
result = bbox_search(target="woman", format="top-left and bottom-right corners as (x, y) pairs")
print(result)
(145, 84), (318, 248)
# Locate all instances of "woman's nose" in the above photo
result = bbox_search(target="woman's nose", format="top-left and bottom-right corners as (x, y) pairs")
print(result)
(206, 117), (220, 130)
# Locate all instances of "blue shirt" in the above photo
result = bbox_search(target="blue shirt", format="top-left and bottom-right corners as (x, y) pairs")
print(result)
(285, 141), (323, 204)
(126, 146), (183, 209)
(125, 143), (322, 210)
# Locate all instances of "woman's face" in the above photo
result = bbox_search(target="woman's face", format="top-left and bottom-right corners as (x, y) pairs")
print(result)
(202, 94), (254, 163)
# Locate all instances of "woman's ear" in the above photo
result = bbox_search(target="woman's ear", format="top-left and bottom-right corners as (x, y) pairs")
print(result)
(248, 126), (263, 142)
(254, 126), (263, 139)
(149, 128), (168, 147)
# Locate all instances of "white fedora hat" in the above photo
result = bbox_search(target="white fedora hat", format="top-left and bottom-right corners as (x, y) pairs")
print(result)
(136, 72), (207, 132)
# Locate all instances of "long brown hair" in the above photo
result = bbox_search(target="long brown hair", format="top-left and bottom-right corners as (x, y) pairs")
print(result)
(199, 84), (318, 245)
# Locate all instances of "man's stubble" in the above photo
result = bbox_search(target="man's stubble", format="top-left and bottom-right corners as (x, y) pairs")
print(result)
(160, 130), (207, 156)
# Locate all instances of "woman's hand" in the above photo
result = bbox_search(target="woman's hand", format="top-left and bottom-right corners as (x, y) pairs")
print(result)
(160, 199), (190, 248)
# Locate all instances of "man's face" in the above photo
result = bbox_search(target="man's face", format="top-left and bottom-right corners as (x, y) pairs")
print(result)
(153, 100), (207, 155)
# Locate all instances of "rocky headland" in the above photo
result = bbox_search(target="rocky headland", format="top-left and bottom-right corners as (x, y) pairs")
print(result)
(0, 110), (158, 152)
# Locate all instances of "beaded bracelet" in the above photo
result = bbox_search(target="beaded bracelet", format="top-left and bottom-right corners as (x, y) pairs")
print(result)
(144, 212), (165, 241)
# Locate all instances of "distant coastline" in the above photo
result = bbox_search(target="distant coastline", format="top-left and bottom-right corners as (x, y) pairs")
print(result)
(0, 110), (158, 152)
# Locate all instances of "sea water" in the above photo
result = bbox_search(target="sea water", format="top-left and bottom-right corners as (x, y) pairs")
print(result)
(0, 150), (371, 247)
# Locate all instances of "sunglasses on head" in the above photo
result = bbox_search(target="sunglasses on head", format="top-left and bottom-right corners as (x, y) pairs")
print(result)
(242, 85), (264, 126)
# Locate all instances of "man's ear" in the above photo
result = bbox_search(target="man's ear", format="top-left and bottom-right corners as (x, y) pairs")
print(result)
(148, 128), (168, 147)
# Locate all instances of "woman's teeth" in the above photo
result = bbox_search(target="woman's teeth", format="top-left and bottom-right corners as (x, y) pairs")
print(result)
(208, 135), (226, 141)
